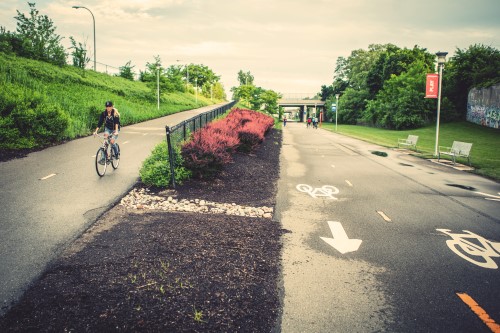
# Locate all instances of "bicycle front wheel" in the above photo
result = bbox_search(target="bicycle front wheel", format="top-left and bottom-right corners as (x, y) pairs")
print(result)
(111, 143), (120, 169)
(95, 147), (107, 176)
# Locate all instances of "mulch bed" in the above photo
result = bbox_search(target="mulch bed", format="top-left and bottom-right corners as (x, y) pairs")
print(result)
(0, 129), (284, 332)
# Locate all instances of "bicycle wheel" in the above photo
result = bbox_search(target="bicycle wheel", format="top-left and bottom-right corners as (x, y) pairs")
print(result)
(95, 147), (107, 176)
(111, 143), (120, 169)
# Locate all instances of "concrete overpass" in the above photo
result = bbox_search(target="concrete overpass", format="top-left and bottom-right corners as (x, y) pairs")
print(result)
(278, 94), (326, 121)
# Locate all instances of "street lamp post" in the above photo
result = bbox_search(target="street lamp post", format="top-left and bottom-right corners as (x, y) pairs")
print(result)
(335, 94), (339, 132)
(434, 51), (448, 156)
(195, 78), (198, 104)
(72, 6), (96, 71)
(157, 65), (160, 110)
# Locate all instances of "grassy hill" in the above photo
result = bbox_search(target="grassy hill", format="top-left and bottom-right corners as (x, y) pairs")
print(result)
(0, 53), (220, 150)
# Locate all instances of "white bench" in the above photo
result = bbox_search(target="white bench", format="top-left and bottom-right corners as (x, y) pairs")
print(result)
(438, 141), (473, 166)
(398, 135), (419, 151)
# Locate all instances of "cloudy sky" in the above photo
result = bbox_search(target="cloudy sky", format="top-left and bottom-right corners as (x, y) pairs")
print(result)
(1, 0), (499, 97)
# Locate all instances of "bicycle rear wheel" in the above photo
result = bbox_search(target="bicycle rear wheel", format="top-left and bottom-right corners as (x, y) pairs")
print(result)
(95, 147), (107, 176)
(111, 143), (120, 169)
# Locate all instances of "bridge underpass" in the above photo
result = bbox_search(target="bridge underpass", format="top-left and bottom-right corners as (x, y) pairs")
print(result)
(278, 94), (326, 122)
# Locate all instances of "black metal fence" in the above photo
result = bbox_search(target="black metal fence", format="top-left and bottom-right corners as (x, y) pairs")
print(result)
(167, 101), (237, 148)
(165, 100), (237, 187)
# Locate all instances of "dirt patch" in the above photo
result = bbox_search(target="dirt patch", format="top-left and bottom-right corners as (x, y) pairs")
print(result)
(0, 129), (284, 332)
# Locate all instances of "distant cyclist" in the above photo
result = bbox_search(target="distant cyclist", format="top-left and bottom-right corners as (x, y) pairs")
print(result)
(93, 101), (120, 157)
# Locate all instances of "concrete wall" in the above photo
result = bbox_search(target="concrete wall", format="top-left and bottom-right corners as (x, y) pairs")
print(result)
(467, 83), (500, 129)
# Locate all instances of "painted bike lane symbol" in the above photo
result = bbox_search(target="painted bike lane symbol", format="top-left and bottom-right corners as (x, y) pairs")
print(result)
(436, 229), (500, 269)
(296, 184), (340, 199)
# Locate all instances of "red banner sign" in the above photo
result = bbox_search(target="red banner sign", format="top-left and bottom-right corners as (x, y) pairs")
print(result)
(425, 73), (439, 98)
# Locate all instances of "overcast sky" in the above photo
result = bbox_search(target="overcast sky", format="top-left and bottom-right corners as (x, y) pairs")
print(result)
(1, 0), (499, 97)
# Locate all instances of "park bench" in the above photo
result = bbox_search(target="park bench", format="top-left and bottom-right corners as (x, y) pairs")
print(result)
(398, 135), (419, 151)
(438, 141), (473, 166)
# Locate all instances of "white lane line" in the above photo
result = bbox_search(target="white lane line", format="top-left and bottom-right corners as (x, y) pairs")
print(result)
(122, 141), (130, 144)
(377, 211), (392, 222)
(143, 133), (148, 136)
(331, 165), (335, 168)
(475, 191), (500, 202)
(40, 173), (56, 180)
(345, 180), (353, 187)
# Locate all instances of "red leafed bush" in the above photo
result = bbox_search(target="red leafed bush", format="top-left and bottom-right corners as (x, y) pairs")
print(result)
(181, 108), (274, 178)
(181, 126), (239, 178)
(237, 121), (265, 153)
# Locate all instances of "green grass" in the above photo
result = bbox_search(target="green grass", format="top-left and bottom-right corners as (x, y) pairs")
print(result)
(321, 121), (500, 181)
(0, 52), (221, 144)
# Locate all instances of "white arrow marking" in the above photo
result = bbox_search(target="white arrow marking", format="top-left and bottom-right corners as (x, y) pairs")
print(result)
(320, 221), (362, 254)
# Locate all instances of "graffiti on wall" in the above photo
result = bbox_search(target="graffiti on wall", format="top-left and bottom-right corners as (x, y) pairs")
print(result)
(467, 84), (500, 129)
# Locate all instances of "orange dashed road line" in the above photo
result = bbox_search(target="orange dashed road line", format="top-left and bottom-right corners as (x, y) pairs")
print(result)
(456, 292), (500, 333)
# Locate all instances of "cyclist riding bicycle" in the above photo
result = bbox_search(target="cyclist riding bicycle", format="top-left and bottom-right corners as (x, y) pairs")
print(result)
(93, 101), (120, 159)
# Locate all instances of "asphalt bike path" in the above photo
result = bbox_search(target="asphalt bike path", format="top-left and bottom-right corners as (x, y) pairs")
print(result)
(276, 122), (500, 332)
(0, 102), (231, 315)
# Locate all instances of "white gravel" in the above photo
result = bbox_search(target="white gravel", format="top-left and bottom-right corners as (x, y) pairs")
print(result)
(120, 188), (274, 219)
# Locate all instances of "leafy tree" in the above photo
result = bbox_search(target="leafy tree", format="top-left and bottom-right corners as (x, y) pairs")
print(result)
(0, 27), (22, 55)
(260, 89), (282, 115)
(211, 82), (227, 100)
(366, 45), (434, 98)
(336, 88), (370, 124)
(364, 61), (435, 129)
(444, 44), (500, 119)
(187, 64), (220, 88)
(69, 36), (89, 69)
(118, 60), (135, 81)
(14, 2), (66, 66)
(237, 70), (254, 86)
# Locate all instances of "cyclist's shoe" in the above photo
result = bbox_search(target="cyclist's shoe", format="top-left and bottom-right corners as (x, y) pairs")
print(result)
(98, 156), (106, 165)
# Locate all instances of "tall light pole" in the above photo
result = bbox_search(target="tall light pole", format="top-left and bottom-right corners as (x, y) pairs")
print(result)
(195, 77), (198, 104)
(335, 94), (339, 132)
(157, 65), (160, 110)
(434, 51), (448, 156)
(72, 6), (96, 71)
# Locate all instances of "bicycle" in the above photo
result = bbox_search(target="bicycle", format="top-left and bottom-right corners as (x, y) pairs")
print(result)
(94, 133), (120, 176)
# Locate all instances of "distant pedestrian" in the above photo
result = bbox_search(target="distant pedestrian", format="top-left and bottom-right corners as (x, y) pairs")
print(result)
(313, 117), (318, 129)
(283, 117), (287, 127)
(307, 117), (312, 128)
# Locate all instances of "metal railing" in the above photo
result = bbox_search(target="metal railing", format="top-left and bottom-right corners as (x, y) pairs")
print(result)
(164, 100), (237, 187)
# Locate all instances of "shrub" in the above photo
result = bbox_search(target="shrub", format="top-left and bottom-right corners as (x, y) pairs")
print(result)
(140, 142), (191, 187)
(237, 121), (265, 153)
(181, 126), (239, 179)
(180, 107), (274, 178)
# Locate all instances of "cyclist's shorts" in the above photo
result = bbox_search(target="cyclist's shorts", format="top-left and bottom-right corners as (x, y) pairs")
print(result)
(104, 128), (119, 140)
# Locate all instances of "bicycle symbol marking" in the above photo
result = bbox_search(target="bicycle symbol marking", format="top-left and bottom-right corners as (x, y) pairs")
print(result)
(296, 184), (340, 200)
(436, 229), (500, 269)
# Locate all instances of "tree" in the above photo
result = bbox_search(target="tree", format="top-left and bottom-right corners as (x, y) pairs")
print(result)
(366, 45), (434, 98)
(118, 61), (135, 81)
(364, 61), (435, 129)
(69, 36), (90, 69)
(0, 27), (22, 55)
(237, 70), (254, 86)
(14, 2), (66, 66)
(260, 89), (282, 115)
(445, 44), (500, 119)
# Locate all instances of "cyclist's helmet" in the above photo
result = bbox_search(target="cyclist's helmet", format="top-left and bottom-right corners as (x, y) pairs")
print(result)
(105, 101), (113, 107)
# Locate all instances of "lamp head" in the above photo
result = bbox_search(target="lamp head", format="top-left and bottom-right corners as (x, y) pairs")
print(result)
(436, 51), (448, 65)
(72, 6), (81, 9)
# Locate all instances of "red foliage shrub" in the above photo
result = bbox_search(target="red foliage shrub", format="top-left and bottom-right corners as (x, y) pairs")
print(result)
(237, 121), (265, 153)
(181, 126), (239, 178)
(181, 108), (274, 178)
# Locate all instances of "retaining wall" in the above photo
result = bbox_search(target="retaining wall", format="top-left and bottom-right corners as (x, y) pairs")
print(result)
(467, 83), (500, 129)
